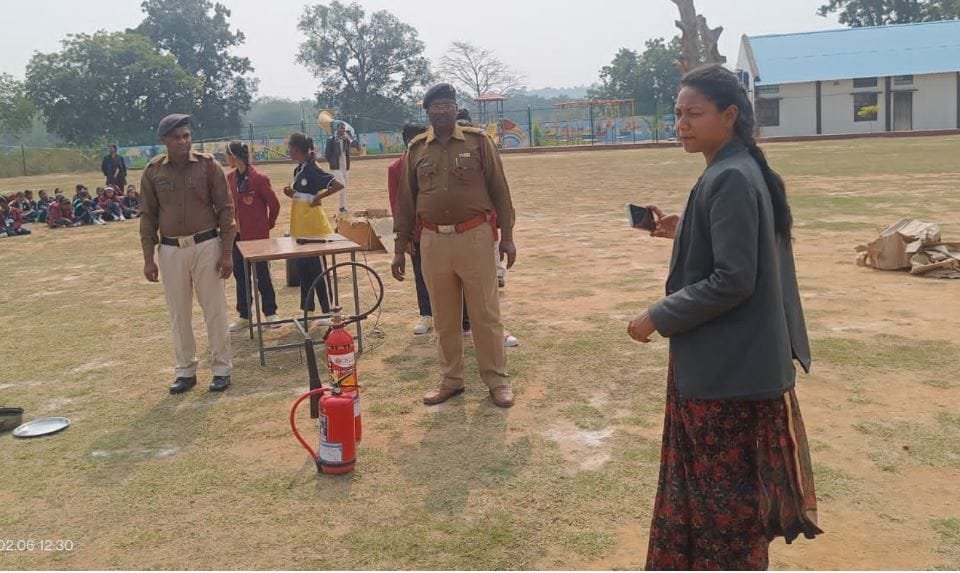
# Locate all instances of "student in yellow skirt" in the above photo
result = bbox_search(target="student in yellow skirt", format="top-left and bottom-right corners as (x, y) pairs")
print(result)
(282, 132), (344, 322)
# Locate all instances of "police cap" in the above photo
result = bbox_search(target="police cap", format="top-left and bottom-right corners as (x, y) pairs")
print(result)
(157, 114), (191, 138)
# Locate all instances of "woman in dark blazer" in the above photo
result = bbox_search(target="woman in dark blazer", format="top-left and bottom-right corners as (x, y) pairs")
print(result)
(629, 65), (822, 570)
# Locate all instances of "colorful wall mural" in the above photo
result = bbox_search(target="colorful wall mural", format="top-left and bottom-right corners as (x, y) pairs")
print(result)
(117, 114), (676, 167)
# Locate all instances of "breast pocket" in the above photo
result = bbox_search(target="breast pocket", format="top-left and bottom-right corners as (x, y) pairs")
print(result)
(416, 162), (438, 191)
(189, 178), (211, 206)
(454, 152), (483, 182)
(155, 178), (176, 206)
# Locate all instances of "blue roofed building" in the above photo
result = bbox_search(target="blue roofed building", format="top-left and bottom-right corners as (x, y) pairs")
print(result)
(736, 21), (960, 137)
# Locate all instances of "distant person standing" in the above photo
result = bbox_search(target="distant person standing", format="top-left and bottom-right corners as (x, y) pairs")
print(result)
(102, 144), (128, 189)
(324, 121), (355, 214)
(225, 140), (281, 333)
(285, 132), (345, 322)
(140, 114), (237, 395)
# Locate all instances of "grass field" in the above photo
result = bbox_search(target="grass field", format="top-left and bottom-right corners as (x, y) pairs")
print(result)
(1, 135), (959, 570)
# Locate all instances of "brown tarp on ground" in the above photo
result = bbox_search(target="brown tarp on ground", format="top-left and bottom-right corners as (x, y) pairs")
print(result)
(855, 218), (960, 279)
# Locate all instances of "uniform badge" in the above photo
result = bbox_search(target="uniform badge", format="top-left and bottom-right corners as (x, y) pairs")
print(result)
(301, 178), (308, 187)
(243, 195), (254, 205)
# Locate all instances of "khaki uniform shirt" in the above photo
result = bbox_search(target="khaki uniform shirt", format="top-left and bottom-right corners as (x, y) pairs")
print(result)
(139, 151), (237, 253)
(393, 124), (515, 253)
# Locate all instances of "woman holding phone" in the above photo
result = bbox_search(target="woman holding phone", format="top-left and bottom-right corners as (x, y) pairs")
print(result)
(629, 65), (821, 569)
(284, 132), (344, 321)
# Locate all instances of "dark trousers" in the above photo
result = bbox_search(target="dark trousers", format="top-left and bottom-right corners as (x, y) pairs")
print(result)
(232, 243), (277, 319)
(104, 203), (123, 221)
(297, 257), (330, 313)
(411, 242), (469, 330)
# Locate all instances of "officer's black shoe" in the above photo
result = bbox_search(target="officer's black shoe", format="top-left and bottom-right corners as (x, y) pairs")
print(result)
(169, 377), (197, 394)
(209, 375), (231, 392)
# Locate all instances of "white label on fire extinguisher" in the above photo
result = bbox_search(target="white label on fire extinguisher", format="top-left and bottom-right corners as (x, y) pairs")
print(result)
(354, 395), (361, 417)
(320, 441), (343, 464)
(329, 353), (355, 368)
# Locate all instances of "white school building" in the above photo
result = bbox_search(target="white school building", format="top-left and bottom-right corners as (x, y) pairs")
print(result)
(736, 20), (960, 137)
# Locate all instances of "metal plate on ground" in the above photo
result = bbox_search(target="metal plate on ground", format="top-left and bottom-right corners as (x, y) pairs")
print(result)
(12, 417), (71, 438)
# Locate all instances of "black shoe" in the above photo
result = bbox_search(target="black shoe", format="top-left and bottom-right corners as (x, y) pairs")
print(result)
(209, 375), (231, 392)
(169, 377), (197, 394)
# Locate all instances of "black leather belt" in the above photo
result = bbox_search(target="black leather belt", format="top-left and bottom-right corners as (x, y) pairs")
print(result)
(160, 228), (218, 247)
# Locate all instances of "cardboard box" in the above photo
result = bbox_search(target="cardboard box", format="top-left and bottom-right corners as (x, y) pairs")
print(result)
(336, 210), (394, 252)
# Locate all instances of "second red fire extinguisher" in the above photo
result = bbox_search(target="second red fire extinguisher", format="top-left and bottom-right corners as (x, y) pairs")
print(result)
(325, 313), (361, 441)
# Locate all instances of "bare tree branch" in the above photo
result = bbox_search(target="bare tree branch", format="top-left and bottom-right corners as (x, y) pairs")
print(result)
(437, 41), (525, 102)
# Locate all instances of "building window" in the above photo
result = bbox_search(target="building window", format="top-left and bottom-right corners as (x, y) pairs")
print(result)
(756, 85), (780, 95)
(894, 75), (914, 85)
(736, 69), (751, 89)
(853, 77), (878, 88)
(854, 93), (879, 122)
(757, 99), (780, 127)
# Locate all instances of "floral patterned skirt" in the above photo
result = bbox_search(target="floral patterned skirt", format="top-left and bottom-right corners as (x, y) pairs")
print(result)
(645, 360), (823, 570)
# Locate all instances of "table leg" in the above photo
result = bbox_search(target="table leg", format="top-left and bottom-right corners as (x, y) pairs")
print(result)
(246, 258), (254, 341)
(351, 250), (363, 354)
(330, 254), (339, 309)
(252, 259), (265, 366)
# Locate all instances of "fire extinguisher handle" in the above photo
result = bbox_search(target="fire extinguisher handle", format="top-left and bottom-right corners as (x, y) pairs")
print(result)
(290, 388), (329, 462)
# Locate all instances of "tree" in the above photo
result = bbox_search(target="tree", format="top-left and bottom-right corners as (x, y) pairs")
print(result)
(25, 32), (200, 146)
(296, 1), (431, 133)
(437, 41), (525, 104)
(817, 0), (959, 25)
(672, 0), (725, 73)
(0, 74), (36, 137)
(590, 38), (683, 115)
(135, 0), (256, 138)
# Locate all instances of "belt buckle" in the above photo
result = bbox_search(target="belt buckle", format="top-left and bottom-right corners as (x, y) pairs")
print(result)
(179, 235), (196, 248)
(437, 224), (456, 234)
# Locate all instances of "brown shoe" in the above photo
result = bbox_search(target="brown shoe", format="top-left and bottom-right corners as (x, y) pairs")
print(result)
(423, 386), (465, 405)
(489, 386), (514, 408)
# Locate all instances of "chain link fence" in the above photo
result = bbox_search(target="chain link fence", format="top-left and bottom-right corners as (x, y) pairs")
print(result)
(1, 100), (679, 178)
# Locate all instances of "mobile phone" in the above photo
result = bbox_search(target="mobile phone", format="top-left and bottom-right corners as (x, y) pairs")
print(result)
(627, 204), (657, 231)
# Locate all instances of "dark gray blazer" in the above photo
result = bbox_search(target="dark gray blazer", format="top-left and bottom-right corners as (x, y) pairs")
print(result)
(649, 140), (811, 401)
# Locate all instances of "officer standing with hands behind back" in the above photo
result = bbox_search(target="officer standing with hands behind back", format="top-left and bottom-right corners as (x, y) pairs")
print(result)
(392, 83), (518, 408)
(140, 114), (237, 395)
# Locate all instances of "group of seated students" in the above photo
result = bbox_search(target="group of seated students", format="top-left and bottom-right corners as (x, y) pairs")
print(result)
(0, 184), (142, 237)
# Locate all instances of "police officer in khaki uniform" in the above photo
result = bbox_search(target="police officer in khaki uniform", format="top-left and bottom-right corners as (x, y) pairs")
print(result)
(140, 114), (238, 394)
(392, 84), (518, 408)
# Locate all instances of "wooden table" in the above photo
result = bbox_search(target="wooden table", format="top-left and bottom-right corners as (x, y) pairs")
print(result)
(237, 235), (364, 365)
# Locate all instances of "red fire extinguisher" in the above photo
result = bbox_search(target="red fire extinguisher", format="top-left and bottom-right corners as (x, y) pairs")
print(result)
(290, 384), (356, 474)
(325, 314), (361, 442)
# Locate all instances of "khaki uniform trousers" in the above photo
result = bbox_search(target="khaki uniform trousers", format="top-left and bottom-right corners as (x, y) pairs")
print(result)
(157, 237), (231, 378)
(420, 223), (508, 391)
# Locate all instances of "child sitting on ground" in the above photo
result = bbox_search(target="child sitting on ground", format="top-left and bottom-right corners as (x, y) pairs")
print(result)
(0, 196), (31, 237)
(36, 190), (52, 224)
(98, 186), (127, 221)
(73, 189), (105, 225)
(121, 185), (141, 218)
(47, 196), (77, 228)
(14, 191), (37, 223)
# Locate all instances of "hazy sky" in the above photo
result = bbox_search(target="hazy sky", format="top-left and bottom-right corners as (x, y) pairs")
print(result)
(1, 0), (840, 100)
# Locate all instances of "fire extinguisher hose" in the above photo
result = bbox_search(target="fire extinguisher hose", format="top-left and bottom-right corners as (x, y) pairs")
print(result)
(290, 387), (329, 461)
(303, 261), (384, 327)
